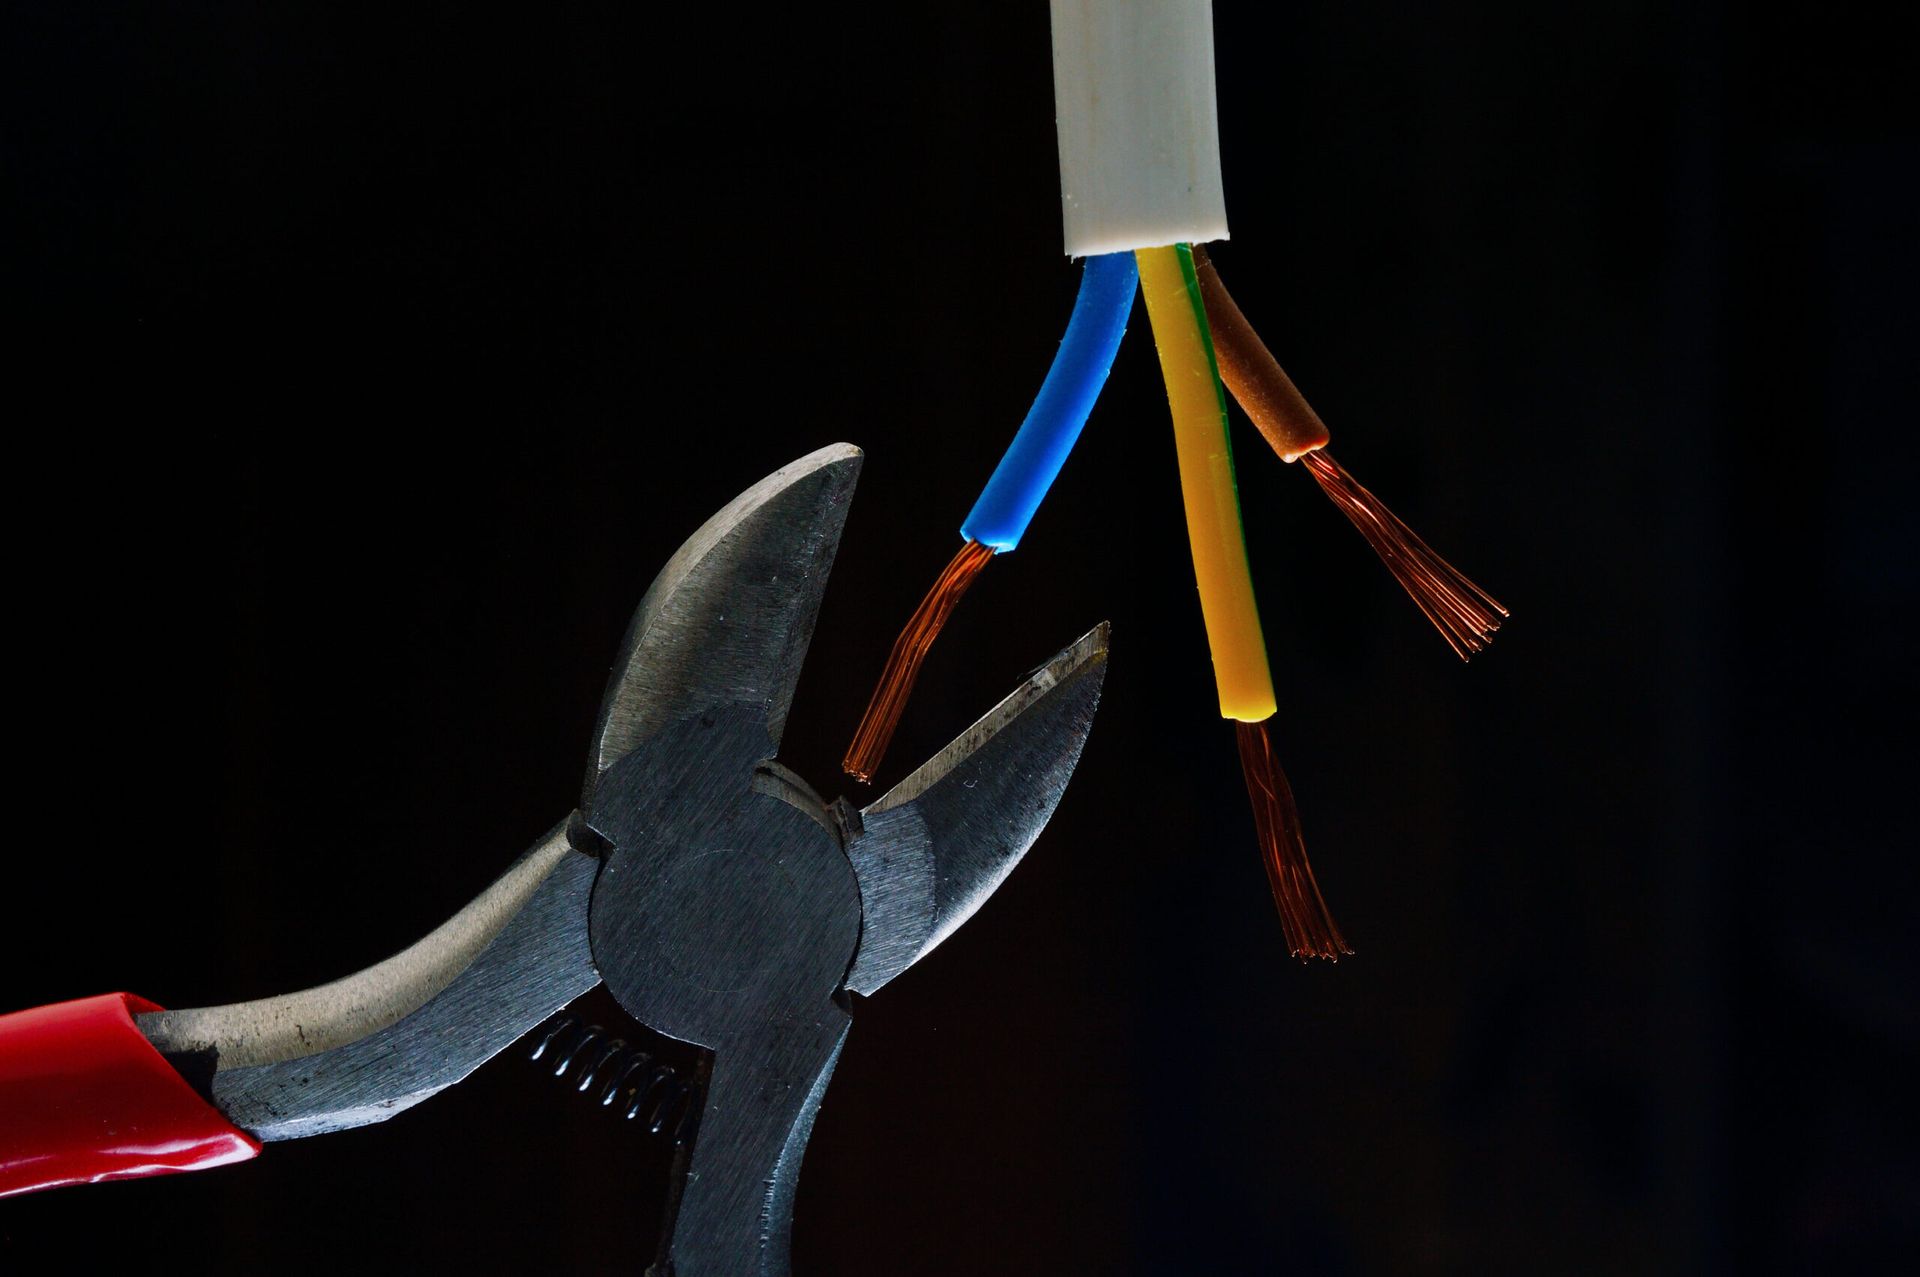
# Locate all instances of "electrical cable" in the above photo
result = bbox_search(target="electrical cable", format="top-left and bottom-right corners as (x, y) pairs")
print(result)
(1048, 0), (1228, 256)
(1190, 244), (1508, 659)
(846, 0), (1504, 961)
(961, 252), (1138, 551)
(1137, 242), (1349, 960)
(1134, 244), (1274, 721)
(842, 255), (1138, 783)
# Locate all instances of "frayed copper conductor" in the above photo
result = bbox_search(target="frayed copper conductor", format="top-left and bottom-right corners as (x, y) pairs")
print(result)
(1234, 719), (1351, 961)
(1301, 451), (1507, 660)
(842, 538), (996, 783)
(1190, 244), (1507, 660)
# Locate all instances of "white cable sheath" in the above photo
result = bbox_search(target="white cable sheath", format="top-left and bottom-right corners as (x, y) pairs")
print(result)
(1049, 0), (1229, 256)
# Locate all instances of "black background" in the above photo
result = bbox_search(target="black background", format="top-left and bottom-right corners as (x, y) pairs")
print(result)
(4, 2), (1915, 1273)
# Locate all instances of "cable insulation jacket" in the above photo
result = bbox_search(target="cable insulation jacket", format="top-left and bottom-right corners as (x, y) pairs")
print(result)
(1049, 0), (1229, 255)
(1135, 244), (1276, 721)
(961, 253), (1138, 551)
(1189, 244), (1331, 461)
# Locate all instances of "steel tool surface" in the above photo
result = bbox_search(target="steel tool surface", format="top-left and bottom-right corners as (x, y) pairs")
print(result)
(0, 444), (1110, 1276)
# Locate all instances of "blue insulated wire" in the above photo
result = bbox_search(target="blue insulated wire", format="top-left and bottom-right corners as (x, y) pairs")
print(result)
(959, 252), (1138, 551)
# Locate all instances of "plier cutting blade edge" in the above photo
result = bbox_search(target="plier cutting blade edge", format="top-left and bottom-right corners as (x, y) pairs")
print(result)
(0, 444), (1110, 1276)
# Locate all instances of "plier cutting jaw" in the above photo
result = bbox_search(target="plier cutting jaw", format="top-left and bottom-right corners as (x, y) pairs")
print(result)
(1, 444), (1109, 1277)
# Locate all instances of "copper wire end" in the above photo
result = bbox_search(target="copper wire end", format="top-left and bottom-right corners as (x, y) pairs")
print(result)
(842, 538), (996, 783)
(1300, 450), (1508, 660)
(1234, 719), (1351, 961)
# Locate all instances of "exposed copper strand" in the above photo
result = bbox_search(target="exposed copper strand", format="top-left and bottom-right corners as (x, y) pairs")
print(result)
(841, 539), (996, 784)
(1302, 450), (1508, 661)
(1234, 720), (1351, 961)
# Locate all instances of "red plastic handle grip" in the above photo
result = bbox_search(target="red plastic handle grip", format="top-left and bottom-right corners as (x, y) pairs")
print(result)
(0, 992), (260, 1198)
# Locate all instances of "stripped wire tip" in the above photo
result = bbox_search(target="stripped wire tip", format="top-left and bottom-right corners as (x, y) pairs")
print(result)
(841, 538), (995, 784)
(1189, 245), (1508, 660)
(1300, 451), (1507, 660)
(1234, 719), (1351, 961)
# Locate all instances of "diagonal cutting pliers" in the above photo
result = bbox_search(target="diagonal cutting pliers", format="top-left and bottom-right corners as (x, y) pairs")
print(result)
(0, 444), (1110, 1276)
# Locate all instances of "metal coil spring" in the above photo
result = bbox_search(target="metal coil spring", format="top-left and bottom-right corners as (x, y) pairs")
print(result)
(529, 1014), (701, 1145)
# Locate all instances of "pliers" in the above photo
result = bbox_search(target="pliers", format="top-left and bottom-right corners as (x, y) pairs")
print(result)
(0, 444), (1110, 1276)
